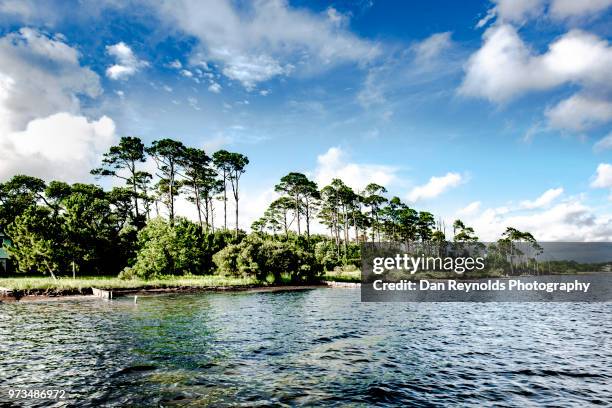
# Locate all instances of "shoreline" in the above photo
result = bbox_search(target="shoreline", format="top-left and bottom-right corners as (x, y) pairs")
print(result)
(0, 281), (361, 302)
(2, 271), (605, 302)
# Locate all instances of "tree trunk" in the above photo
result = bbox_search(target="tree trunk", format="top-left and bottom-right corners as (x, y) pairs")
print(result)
(44, 261), (57, 281)
(194, 181), (203, 230)
(210, 197), (215, 232)
(223, 169), (227, 230)
(235, 193), (239, 236)
(305, 198), (310, 243)
(169, 162), (175, 225)
(284, 211), (288, 238)
(295, 194), (301, 235)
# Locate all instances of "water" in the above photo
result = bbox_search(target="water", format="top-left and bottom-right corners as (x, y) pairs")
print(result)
(0, 287), (611, 407)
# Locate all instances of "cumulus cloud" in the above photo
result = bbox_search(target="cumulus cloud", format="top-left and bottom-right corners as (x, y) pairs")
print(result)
(407, 172), (463, 202)
(314, 147), (398, 191)
(466, 199), (612, 241)
(105, 42), (148, 80)
(460, 25), (612, 103)
(0, 28), (100, 133)
(591, 163), (612, 188)
(546, 94), (612, 131)
(549, 0), (612, 20)
(520, 187), (564, 209)
(594, 132), (612, 152)
(0, 28), (115, 182)
(155, 0), (379, 89)
(0, 113), (116, 182)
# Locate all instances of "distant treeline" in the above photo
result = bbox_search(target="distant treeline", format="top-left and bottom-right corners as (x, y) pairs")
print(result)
(0, 136), (547, 281)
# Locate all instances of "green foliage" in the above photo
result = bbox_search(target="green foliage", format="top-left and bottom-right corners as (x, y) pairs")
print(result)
(6, 207), (62, 279)
(121, 218), (242, 279)
(315, 240), (341, 271)
(213, 234), (322, 283)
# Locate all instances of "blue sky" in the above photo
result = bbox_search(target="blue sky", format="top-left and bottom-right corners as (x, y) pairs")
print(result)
(0, 0), (611, 240)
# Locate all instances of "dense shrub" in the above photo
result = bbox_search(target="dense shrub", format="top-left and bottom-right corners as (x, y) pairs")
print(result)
(314, 240), (341, 271)
(314, 240), (361, 271)
(120, 218), (237, 279)
(213, 235), (322, 283)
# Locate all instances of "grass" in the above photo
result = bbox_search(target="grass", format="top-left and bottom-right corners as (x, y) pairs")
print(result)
(323, 269), (361, 283)
(0, 269), (362, 296)
(0, 275), (259, 293)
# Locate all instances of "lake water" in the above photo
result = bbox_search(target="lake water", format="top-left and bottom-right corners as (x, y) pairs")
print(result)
(0, 287), (611, 407)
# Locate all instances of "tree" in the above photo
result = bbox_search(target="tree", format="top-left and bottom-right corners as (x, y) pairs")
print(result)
(178, 147), (214, 230)
(0, 175), (49, 234)
(45, 181), (72, 217)
(319, 184), (341, 258)
(263, 197), (295, 238)
(227, 152), (249, 235)
(146, 139), (185, 225)
(501, 227), (539, 275)
(60, 184), (118, 275)
(91, 136), (149, 227)
(362, 183), (387, 242)
(381, 196), (403, 241)
(318, 179), (354, 259)
(301, 179), (320, 243)
(212, 150), (233, 230)
(275, 172), (312, 236)
(6, 207), (63, 280)
(335, 180), (356, 256)
(398, 206), (418, 242)
(417, 211), (435, 241)
(453, 219), (478, 242)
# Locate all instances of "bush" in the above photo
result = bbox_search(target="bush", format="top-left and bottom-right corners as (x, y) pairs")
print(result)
(120, 218), (235, 279)
(213, 235), (322, 283)
(314, 240), (341, 271)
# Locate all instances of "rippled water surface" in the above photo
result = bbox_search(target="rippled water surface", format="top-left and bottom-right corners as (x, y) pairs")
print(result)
(1, 288), (611, 407)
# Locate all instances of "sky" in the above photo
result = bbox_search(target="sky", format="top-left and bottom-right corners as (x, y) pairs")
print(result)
(0, 0), (611, 241)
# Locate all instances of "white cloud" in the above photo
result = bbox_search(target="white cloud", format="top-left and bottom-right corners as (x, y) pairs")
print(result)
(208, 81), (222, 93)
(357, 68), (386, 108)
(180, 69), (193, 78)
(412, 32), (453, 62)
(549, 0), (612, 19)
(0, 113), (116, 182)
(546, 94), (612, 131)
(594, 132), (612, 152)
(460, 25), (612, 103)
(591, 163), (612, 188)
(478, 0), (611, 26)
(218, 52), (291, 90)
(0, 28), (116, 182)
(0, 0), (60, 24)
(520, 187), (564, 209)
(407, 172), (463, 202)
(168, 59), (182, 69)
(187, 96), (200, 110)
(0, 28), (100, 133)
(479, 0), (545, 26)
(105, 42), (148, 80)
(465, 198), (612, 241)
(156, 0), (379, 89)
(457, 201), (482, 216)
(314, 147), (398, 191)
